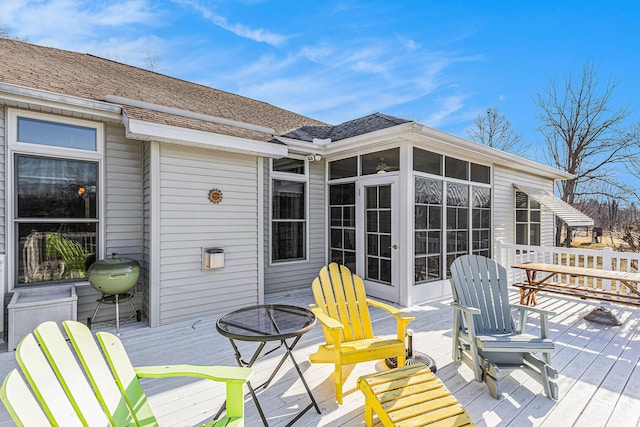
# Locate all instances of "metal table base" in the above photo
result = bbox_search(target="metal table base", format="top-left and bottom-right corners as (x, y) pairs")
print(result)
(215, 304), (320, 426)
(216, 335), (320, 426)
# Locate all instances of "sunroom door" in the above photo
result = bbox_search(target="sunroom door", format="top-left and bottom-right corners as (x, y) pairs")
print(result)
(357, 176), (399, 303)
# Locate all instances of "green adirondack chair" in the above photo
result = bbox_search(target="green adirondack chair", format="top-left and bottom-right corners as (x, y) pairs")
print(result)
(1, 320), (252, 427)
(450, 255), (558, 400)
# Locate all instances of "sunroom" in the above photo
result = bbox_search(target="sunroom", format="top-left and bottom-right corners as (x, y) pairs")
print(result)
(275, 118), (585, 306)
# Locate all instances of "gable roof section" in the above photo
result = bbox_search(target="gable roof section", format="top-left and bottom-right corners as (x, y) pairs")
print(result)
(279, 112), (411, 142)
(0, 39), (326, 143)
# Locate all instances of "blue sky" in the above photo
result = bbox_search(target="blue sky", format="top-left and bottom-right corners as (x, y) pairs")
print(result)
(1, 0), (639, 165)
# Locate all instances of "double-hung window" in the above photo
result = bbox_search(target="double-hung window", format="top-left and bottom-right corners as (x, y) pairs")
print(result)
(9, 110), (102, 286)
(270, 158), (308, 263)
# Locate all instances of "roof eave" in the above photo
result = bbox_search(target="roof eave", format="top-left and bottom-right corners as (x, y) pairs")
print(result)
(407, 123), (574, 180)
(123, 114), (288, 158)
(0, 81), (122, 121)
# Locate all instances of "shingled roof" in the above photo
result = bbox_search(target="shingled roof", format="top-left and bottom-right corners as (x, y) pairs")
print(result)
(0, 39), (327, 142)
(279, 112), (412, 143)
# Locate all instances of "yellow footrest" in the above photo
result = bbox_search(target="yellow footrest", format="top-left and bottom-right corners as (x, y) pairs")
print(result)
(358, 363), (474, 427)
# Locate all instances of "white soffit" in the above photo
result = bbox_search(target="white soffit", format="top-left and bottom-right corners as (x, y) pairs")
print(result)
(515, 184), (594, 227)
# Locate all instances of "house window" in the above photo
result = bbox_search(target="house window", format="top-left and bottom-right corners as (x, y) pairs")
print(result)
(472, 186), (491, 257)
(273, 157), (305, 174)
(361, 148), (400, 175)
(329, 156), (357, 180)
(329, 183), (356, 271)
(445, 157), (468, 180)
(10, 110), (102, 286)
(515, 191), (541, 245)
(413, 148), (442, 176)
(271, 159), (307, 263)
(413, 154), (492, 283)
(414, 177), (442, 283)
(446, 182), (469, 273)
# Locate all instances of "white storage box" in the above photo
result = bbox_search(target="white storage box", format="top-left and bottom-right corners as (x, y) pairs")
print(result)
(8, 285), (77, 351)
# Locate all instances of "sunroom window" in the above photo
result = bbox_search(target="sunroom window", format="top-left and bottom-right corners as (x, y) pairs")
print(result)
(11, 111), (101, 286)
(413, 150), (492, 283)
(271, 158), (307, 263)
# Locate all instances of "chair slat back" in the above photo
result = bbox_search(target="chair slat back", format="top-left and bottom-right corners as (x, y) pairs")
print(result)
(64, 320), (137, 426)
(1, 369), (53, 427)
(312, 263), (374, 343)
(97, 330), (158, 426)
(450, 255), (514, 334)
(15, 333), (85, 426)
(34, 321), (110, 427)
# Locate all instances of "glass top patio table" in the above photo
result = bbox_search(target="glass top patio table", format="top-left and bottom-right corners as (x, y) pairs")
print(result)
(216, 304), (316, 342)
(215, 304), (320, 427)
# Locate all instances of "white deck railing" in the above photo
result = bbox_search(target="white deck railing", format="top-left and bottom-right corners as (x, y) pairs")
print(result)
(496, 241), (640, 294)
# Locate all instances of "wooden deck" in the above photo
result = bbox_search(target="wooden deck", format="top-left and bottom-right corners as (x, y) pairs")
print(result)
(0, 288), (639, 426)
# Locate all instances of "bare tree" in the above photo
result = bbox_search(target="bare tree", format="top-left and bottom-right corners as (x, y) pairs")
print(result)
(0, 25), (10, 38)
(145, 49), (159, 72)
(467, 107), (527, 155)
(0, 25), (27, 41)
(535, 62), (638, 246)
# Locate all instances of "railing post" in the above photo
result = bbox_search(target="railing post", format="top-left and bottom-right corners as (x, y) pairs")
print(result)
(602, 247), (613, 291)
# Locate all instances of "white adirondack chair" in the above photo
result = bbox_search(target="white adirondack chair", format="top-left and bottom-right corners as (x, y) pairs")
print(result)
(450, 255), (558, 400)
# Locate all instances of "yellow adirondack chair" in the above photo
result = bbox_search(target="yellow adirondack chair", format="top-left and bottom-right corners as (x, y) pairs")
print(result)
(1, 321), (252, 427)
(309, 263), (414, 404)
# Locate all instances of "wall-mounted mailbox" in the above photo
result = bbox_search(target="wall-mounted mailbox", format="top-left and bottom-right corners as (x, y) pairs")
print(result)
(203, 247), (224, 270)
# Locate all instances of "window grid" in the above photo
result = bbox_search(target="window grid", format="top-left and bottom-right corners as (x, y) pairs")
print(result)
(414, 177), (443, 284)
(515, 191), (541, 246)
(329, 183), (356, 272)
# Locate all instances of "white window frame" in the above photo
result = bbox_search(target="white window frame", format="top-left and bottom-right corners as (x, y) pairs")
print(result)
(412, 156), (492, 283)
(514, 190), (541, 246)
(269, 157), (309, 265)
(6, 108), (105, 291)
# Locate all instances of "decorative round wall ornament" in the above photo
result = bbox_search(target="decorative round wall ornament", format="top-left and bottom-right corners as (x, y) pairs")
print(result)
(208, 188), (223, 204)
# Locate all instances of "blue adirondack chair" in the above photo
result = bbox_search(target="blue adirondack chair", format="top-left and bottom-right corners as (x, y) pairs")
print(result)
(450, 255), (558, 400)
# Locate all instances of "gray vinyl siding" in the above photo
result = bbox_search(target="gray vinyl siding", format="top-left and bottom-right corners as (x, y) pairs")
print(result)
(493, 165), (555, 249)
(76, 124), (145, 323)
(263, 159), (326, 294)
(157, 145), (260, 325)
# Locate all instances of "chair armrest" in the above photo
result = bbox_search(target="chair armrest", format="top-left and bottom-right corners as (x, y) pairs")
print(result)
(510, 304), (556, 317)
(510, 304), (555, 337)
(450, 302), (481, 315)
(135, 365), (252, 420)
(367, 298), (414, 341)
(309, 305), (344, 331)
(366, 298), (415, 322)
(134, 365), (252, 384)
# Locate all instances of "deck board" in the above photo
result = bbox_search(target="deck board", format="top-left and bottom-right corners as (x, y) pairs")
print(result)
(0, 288), (639, 426)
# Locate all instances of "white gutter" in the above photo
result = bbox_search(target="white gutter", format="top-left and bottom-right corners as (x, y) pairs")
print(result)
(105, 94), (275, 135)
(123, 113), (287, 158)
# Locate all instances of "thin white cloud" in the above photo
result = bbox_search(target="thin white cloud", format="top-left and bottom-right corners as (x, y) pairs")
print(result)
(173, 0), (287, 46)
(424, 95), (468, 127)
(0, 0), (160, 54)
(398, 37), (420, 50)
(0, 0), (483, 128)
